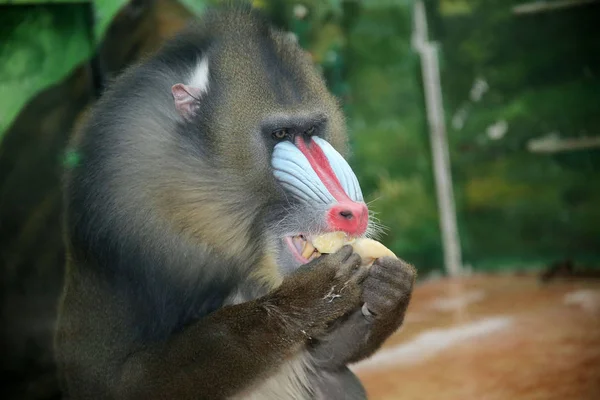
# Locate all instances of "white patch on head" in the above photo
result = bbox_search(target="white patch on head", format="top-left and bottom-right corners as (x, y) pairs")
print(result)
(172, 58), (211, 118)
(189, 57), (210, 93)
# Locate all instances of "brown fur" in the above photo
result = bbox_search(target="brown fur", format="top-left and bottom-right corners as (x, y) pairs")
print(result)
(54, 6), (415, 400)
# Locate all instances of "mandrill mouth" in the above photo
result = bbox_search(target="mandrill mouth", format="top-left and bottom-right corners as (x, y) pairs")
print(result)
(273, 135), (371, 266)
(285, 235), (323, 264)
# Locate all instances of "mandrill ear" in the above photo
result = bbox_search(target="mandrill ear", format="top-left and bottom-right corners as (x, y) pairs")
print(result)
(171, 84), (203, 119)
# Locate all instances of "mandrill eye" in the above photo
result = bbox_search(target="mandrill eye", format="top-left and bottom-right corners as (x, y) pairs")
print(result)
(272, 129), (288, 140)
(305, 126), (316, 136)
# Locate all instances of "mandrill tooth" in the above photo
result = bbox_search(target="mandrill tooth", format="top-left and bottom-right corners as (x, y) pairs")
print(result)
(302, 241), (315, 259)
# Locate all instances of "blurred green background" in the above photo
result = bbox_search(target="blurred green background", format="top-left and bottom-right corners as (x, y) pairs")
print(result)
(1, 0), (599, 398)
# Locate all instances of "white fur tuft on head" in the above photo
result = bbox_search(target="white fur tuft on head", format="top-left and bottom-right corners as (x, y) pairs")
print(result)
(172, 58), (211, 119)
(189, 57), (210, 93)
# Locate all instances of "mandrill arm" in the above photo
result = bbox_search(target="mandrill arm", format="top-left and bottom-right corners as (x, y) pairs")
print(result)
(308, 257), (416, 369)
(111, 247), (367, 400)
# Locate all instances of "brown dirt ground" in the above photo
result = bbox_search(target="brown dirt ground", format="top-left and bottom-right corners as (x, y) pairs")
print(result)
(354, 274), (600, 400)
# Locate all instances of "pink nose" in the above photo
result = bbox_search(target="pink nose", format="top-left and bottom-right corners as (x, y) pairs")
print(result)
(327, 202), (369, 236)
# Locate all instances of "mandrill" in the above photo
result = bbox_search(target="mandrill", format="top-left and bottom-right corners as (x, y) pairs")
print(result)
(55, 5), (416, 400)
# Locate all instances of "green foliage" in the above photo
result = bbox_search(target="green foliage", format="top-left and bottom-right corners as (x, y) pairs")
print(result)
(437, 0), (600, 268)
(177, 0), (208, 16)
(343, 5), (443, 273)
(0, 5), (92, 141)
(0, 0), (132, 142)
(4, 0), (596, 274)
(0, 0), (87, 4)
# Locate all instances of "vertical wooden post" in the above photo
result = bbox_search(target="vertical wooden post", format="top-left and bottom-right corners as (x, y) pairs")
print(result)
(413, 1), (463, 277)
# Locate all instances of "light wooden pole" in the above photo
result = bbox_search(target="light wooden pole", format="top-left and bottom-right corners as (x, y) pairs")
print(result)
(412, 1), (463, 277)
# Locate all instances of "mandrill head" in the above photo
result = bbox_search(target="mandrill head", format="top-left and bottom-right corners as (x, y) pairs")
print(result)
(163, 8), (372, 278)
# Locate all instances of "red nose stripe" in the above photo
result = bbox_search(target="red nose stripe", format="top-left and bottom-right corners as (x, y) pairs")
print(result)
(327, 203), (369, 236)
(294, 137), (352, 203)
(295, 137), (368, 236)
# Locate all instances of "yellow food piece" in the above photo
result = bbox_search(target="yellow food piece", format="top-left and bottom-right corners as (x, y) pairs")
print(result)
(311, 231), (348, 254)
(311, 232), (396, 266)
(351, 238), (396, 266)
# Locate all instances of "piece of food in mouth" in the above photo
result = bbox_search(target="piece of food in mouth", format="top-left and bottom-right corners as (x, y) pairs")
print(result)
(311, 231), (396, 267)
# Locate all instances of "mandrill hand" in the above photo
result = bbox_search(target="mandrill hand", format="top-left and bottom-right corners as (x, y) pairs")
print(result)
(361, 256), (416, 323)
(308, 256), (416, 368)
(267, 245), (369, 340)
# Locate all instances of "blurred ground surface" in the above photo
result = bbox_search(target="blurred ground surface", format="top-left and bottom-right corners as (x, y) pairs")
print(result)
(354, 274), (600, 400)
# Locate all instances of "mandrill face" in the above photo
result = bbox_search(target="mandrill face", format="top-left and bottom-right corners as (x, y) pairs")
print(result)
(269, 132), (370, 274)
(169, 17), (374, 276)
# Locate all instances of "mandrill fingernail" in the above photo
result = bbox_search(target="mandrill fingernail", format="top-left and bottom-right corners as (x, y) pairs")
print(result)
(361, 303), (376, 321)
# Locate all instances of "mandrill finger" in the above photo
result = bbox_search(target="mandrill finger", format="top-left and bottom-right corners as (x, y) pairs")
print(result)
(335, 253), (362, 280)
(328, 244), (355, 264)
(348, 264), (369, 285)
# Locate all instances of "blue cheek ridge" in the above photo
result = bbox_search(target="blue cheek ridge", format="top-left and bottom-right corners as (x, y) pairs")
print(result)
(271, 139), (365, 205)
(313, 137), (364, 203)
